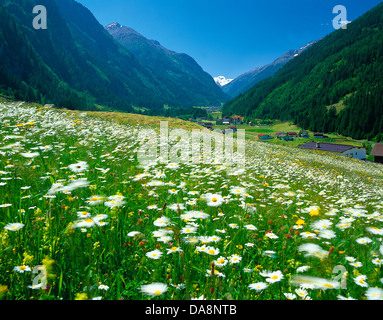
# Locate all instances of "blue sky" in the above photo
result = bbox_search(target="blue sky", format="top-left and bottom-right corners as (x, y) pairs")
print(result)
(77, 0), (382, 79)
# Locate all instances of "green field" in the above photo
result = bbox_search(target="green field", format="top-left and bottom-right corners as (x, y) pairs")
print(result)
(1, 101), (383, 301)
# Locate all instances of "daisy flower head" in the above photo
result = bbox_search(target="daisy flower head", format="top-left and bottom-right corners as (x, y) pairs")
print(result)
(284, 293), (297, 300)
(168, 188), (179, 194)
(356, 237), (372, 245)
(337, 295), (356, 300)
(300, 231), (317, 240)
(68, 161), (89, 173)
(310, 219), (333, 230)
(372, 258), (383, 265)
(205, 247), (220, 256)
(180, 226), (198, 234)
(14, 265), (31, 273)
(203, 193), (224, 207)
(230, 187), (247, 196)
(140, 282), (168, 297)
(296, 266), (310, 273)
(166, 163), (180, 170)
(349, 261), (362, 268)
(249, 282), (268, 292)
(366, 227), (383, 236)
(318, 230), (336, 239)
(260, 270), (284, 283)
(74, 218), (96, 228)
(244, 224), (257, 231)
(98, 285), (109, 291)
(127, 231), (142, 237)
(77, 211), (91, 219)
(297, 243), (328, 259)
(265, 232), (278, 239)
(229, 254), (242, 264)
(167, 246), (183, 254)
(207, 235), (221, 243)
(354, 275), (369, 287)
(365, 287), (383, 300)
(214, 256), (228, 267)
(86, 195), (106, 206)
(146, 249), (163, 260)
(291, 275), (340, 290)
(20, 151), (40, 158)
(4, 223), (25, 232)
(295, 287), (309, 299)
(153, 216), (172, 227)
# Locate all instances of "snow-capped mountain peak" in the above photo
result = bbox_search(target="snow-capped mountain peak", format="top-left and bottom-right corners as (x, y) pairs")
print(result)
(214, 76), (234, 87)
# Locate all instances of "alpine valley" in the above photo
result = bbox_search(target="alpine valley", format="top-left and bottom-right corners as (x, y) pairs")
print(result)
(0, 0), (228, 111)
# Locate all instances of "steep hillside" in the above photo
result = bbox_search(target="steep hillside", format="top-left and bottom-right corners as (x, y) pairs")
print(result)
(223, 3), (383, 140)
(105, 22), (228, 107)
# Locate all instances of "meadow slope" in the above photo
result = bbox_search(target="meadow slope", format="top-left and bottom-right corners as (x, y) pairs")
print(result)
(1, 101), (383, 300)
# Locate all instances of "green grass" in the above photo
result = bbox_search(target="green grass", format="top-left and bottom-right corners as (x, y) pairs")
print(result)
(1, 101), (383, 301)
(209, 112), (222, 119)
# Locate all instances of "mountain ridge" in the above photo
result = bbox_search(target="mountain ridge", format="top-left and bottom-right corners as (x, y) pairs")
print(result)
(222, 41), (316, 98)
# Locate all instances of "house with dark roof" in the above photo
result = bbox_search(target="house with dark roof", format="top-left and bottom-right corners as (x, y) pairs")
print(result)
(297, 142), (366, 160)
(370, 143), (383, 163)
(287, 132), (299, 137)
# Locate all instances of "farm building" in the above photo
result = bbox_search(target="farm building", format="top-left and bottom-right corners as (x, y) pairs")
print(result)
(370, 143), (383, 163)
(231, 117), (243, 125)
(297, 142), (366, 160)
(280, 136), (293, 141)
(221, 116), (231, 125)
(287, 132), (299, 137)
(300, 131), (309, 138)
(258, 134), (273, 140)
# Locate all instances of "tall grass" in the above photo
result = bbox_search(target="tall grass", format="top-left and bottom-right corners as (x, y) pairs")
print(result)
(0, 101), (383, 300)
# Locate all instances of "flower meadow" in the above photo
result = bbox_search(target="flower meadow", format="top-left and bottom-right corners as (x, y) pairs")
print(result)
(1, 101), (383, 301)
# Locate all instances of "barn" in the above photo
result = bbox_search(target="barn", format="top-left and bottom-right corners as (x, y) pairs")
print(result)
(297, 142), (366, 160)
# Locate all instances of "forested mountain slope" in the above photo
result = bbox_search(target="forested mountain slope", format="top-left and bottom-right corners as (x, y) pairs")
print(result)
(223, 3), (383, 140)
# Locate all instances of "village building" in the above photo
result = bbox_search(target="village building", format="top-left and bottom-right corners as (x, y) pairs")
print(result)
(370, 143), (383, 163)
(297, 142), (366, 160)
(221, 116), (231, 125)
(258, 133), (273, 140)
(287, 132), (299, 137)
(231, 116), (243, 125)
